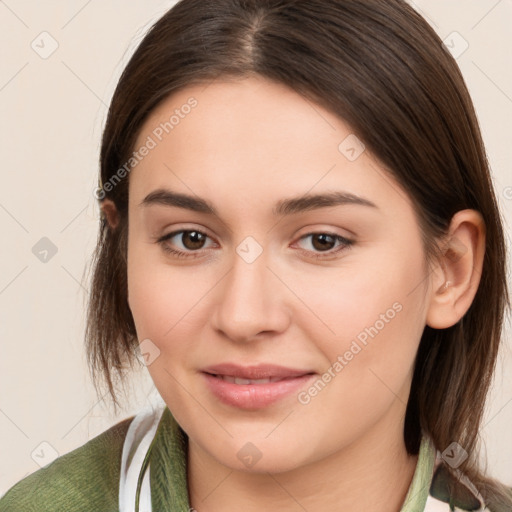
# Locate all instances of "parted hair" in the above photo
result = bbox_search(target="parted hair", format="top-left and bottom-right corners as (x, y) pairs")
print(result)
(86, 0), (511, 506)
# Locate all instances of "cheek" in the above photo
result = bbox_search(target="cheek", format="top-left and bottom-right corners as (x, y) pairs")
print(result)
(128, 266), (206, 342)
(127, 224), (200, 338)
(293, 249), (426, 351)
(126, 257), (208, 412)
(295, 291), (423, 447)
(294, 243), (427, 400)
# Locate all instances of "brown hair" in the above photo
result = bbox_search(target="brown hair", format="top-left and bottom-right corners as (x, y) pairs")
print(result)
(86, 0), (511, 505)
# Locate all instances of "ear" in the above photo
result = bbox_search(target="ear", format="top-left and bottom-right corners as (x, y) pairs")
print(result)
(425, 209), (486, 329)
(100, 198), (120, 230)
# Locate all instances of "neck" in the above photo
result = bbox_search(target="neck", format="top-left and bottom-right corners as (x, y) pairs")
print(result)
(187, 401), (419, 512)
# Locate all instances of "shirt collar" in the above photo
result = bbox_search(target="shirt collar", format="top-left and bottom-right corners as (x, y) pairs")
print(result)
(150, 406), (189, 511)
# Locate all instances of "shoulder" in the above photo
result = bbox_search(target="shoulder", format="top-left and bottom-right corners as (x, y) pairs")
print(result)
(0, 415), (134, 512)
(430, 463), (512, 512)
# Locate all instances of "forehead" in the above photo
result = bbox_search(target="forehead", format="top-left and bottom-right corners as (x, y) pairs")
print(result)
(134, 75), (343, 154)
(128, 76), (413, 220)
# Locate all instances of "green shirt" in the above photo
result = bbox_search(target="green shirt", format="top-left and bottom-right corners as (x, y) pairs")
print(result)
(0, 406), (506, 511)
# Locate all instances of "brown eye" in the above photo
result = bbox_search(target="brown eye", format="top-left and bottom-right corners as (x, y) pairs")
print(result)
(310, 233), (337, 251)
(157, 229), (215, 259)
(295, 232), (354, 260)
(180, 230), (207, 250)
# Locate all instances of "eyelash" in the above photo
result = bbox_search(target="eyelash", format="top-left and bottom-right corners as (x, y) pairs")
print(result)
(156, 229), (354, 260)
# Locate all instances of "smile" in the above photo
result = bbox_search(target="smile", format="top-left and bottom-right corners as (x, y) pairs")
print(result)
(208, 374), (303, 385)
(200, 363), (316, 409)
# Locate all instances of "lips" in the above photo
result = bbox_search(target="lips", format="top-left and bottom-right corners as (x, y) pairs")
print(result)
(201, 363), (316, 409)
(202, 363), (312, 380)
(213, 375), (291, 385)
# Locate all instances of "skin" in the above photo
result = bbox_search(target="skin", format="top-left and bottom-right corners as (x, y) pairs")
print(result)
(101, 75), (485, 512)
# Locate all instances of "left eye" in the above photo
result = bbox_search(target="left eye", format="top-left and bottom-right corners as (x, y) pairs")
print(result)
(295, 232), (352, 253)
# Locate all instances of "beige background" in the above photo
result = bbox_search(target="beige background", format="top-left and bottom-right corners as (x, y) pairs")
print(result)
(0, 0), (511, 495)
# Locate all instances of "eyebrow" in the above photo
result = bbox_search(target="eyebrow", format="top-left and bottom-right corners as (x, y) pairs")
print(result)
(139, 188), (378, 216)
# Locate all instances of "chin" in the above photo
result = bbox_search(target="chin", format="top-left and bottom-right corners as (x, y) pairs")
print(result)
(195, 433), (320, 475)
(225, 449), (306, 475)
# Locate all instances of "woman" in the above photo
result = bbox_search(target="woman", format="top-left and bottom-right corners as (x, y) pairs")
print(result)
(1, 0), (511, 510)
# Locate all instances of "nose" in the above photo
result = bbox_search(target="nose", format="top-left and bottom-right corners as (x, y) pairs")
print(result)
(211, 246), (291, 343)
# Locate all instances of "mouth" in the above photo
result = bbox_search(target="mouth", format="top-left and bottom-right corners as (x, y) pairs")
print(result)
(202, 362), (314, 380)
(206, 374), (304, 385)
(200, 363), (316, 409)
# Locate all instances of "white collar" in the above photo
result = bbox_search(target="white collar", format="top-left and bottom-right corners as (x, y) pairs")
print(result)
(119, 404), (165, 512)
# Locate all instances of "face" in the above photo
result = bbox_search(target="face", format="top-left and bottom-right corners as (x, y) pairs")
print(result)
(126, 75), (432, 473)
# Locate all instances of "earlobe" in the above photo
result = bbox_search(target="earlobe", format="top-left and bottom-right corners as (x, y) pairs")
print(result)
(100, 198), (120, 230)
(425, 210), (486, 329)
